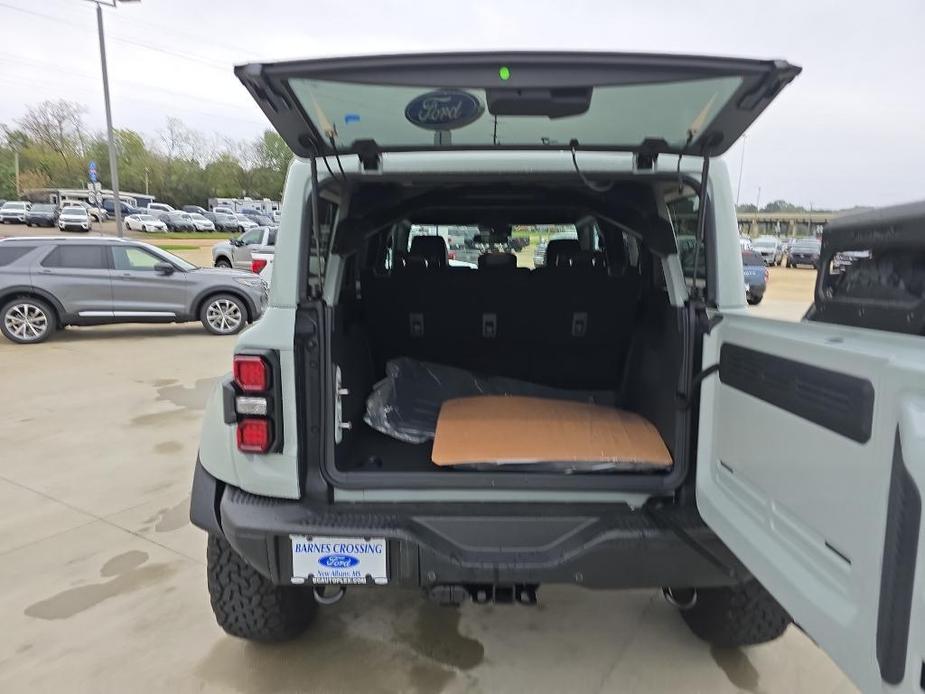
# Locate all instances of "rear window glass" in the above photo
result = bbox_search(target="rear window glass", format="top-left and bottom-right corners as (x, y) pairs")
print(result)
(823, 249), (925, 303)
(41, 245), (108, 270)
(0, 246), (34, 266)
(290, 76), (742, 151)
(742, 251), (765, 266)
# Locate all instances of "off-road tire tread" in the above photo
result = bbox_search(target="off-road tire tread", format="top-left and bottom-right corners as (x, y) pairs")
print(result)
(207, 535), (316, 642)
(680, 581), (790, 648)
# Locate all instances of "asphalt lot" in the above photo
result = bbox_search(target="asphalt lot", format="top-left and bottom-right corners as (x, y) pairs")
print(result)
(0, 225), (853, 693)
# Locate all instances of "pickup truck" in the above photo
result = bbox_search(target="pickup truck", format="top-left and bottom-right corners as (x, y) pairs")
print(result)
(212, 226), (277, 270)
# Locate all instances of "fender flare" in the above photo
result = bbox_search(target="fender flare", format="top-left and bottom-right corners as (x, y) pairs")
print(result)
(191, 286), (258, 323)
(0, 285), (68, 323)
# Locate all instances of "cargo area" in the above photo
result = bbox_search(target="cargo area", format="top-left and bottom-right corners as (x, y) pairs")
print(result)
(321, 178), (698, 484)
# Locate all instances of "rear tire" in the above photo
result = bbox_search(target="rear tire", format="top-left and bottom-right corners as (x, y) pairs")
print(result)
(679, 581), (790, 648)
(207, 535), (317, 642)
(747, 295), (763, 305)
(1, 297), (57, 344)
(214, 257), (232, 269)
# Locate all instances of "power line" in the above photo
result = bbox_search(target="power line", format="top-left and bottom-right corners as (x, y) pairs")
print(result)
(0, 1), (233, 72)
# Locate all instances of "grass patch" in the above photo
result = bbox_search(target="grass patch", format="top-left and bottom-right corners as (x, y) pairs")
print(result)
(155, 244), (199, 251)
(138, 232), (234, 240)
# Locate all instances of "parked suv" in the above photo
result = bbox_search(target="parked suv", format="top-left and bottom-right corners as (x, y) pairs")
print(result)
(0, 237), (267, 343)
(189, 53), (923, 693)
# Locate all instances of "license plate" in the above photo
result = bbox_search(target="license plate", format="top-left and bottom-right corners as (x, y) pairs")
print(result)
(290, 535), (388, 585)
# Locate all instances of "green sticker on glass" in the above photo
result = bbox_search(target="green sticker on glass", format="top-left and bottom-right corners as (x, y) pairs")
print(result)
(498, 66), (511, 81)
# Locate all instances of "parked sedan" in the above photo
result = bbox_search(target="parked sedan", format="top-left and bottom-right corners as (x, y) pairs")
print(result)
(163, 211), (197, 232)
(189, 213), (216, 232)
(182, 205), (209, 215)
(125, 213), (168, 232)
(209, 212), (244, 232)
(58, 206), (92, 232)
(235, 214), (258, 230)
(787, 237), (822, 268)
(0, 200), (31, 223)
(25, 203), (59, 227)
(742, 250), (769, 305)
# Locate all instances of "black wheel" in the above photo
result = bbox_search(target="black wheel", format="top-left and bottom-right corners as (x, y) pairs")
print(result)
(678, 581), (790, 648)
(200, 293), (247, 335)
(214, 257), (232, 269)
(207, 535), (317, 642)
(1, 297), (57, 344)
(747, 295), (763, 306)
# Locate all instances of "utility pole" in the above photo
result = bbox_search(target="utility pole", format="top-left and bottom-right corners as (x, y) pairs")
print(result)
(86, 0), (139, 237)
(144, 167), (149, 196)
(96, 3), (122, 236)
(13, 150), (19, 196)
(753, 186), (761, 236)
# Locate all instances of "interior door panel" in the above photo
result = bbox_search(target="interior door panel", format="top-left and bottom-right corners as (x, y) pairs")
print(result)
(698, 311), (924, 692)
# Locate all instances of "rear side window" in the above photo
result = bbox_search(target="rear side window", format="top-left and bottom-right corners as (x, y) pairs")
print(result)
(41, 245), (108, 270)
(267, 230), (277, 245)
(0, 246), (35, 266)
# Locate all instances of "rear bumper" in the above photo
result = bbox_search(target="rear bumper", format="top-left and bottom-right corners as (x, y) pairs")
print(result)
(191, 460), (748, 590)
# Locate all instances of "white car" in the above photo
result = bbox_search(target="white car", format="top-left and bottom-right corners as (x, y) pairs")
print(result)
(189, 213), (216, 232)
(738, 236), (753, 250)
(213, 206), (236, 216)
(146, 202), (175, 214)
(235, 214), (258, 230)
(125, 213), (168, 232)
(251, 250), (274, 285)
(0, 200), (31, 223)
(58, 206), (91, 232)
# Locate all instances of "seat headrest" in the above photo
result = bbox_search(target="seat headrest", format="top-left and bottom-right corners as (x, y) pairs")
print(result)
(478, 252), (517, 270)
(544, 239), (580, 268)
(409, 235), (448, 270)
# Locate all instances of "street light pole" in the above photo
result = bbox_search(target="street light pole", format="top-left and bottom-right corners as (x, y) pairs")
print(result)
(94, 1), (123, 237)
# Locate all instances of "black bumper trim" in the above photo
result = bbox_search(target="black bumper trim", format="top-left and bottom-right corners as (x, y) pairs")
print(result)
(208, 481), (748, 590)
(189, 459), (224, 537)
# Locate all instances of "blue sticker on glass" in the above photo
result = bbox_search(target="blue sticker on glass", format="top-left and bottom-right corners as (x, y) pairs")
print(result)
(344, 113), (360, 125)
(404, 89), (484, 131)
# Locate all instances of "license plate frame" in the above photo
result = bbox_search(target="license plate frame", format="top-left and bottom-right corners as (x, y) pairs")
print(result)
(289, 535), (388, 585)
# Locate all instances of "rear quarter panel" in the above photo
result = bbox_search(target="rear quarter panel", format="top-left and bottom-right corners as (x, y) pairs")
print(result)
(198, 159), (307, 498)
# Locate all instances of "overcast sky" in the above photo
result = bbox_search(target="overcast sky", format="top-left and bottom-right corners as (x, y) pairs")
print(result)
(0, 0), (921, 209)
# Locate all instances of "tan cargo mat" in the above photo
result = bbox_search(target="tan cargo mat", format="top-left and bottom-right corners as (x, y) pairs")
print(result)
(431, 395), (673, 471)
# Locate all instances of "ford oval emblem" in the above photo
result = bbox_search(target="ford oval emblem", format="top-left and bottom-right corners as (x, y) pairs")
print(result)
(405, 89), (484, 131)
(318, 554), (360, 568)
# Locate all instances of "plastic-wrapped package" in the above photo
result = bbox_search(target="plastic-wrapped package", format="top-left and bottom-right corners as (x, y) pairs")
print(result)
(364, 357), (616, 444)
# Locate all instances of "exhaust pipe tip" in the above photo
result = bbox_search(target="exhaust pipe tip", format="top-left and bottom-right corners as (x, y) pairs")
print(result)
(313, 585), (346, 605)
(662, 587), (697, 610)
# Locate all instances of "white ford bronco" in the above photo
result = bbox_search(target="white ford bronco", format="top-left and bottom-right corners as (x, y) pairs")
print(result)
(190, 52), (924, 691)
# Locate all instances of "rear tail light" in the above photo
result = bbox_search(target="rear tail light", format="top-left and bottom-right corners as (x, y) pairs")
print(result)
(251, 258), (267, 274)
(233, 355), (269, 392)
(236, 417), (272, 453)
(447, 250), (456, 260)
(764, 268), (769, 281)
(231, 352), (279, 454)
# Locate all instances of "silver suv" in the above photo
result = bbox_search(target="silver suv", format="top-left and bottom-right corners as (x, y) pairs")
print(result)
(0, 237), (268, 344)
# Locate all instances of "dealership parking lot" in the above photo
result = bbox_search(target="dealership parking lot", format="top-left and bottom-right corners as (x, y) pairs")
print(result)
(0, 228), (852, 693)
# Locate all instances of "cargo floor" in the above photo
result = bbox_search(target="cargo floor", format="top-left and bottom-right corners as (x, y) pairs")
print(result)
(338, 422), (438, 473)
